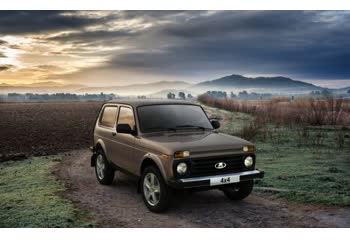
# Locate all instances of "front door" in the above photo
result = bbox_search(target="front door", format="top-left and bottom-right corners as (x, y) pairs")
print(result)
(111, 106), (136, 172)
(96, 105), (118, 161)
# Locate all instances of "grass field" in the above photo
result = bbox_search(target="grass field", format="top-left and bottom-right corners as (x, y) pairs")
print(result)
(0, 156), (92, 227)
(0, 101), (348, 228)
(203, 105), (350, 206)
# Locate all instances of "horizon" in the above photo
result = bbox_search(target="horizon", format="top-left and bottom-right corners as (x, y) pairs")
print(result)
(1, 11), (350, 88)
(2, 74), (350, 90)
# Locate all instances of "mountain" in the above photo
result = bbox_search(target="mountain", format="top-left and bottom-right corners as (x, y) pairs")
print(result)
(77, 81), (193, 95)
(19, 81), (65, 88)
(0, 81), (86, 94)
(331, 86), (350, 95)
(1, 75), (343, 96)
(193, 74), (323, 94)
(16, 81), (85, 88)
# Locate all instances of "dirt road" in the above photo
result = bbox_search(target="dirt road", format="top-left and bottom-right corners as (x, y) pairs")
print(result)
(56, 149), (350, 228)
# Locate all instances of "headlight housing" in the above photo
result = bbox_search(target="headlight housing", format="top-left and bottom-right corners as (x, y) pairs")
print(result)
(176, 162), (188, 175)
(244, 156), (254, 168)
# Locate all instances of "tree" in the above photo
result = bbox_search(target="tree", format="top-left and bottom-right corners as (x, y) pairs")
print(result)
(167, 92), (175, 99)
(238, 90), (248, 99)
(321, 89), (332, 98)
(178, 92), (186, 99)
(206, 91), (227, 98)
(187, 93), (193, 99)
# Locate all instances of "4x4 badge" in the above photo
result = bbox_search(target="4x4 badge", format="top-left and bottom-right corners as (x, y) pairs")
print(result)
(215, 162), (226, 169)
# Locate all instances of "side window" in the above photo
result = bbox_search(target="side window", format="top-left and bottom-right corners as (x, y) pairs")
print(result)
(117, 107), (136, 131)
(100, 106), (118, 128)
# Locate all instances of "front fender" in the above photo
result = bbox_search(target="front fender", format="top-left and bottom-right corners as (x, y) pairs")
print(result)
(140, 153), (171, 181)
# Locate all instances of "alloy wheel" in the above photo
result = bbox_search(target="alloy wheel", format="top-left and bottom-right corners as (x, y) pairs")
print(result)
(96, 154), (105, 180)
(143, 172), (161, 206)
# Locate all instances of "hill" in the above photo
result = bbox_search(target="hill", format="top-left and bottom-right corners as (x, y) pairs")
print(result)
(77, 81), (193, 95)
(193, 74), (323, 94)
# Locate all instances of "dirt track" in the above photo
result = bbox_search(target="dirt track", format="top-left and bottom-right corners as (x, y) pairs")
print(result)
(56, 149), (350, 227)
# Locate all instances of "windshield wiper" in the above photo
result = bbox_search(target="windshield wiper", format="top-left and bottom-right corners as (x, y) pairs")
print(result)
(175, 125), (207, 130)
(145, 127), (177, 132)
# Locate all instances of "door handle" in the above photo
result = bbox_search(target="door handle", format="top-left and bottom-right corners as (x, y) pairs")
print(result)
(112, 132), (116, 136)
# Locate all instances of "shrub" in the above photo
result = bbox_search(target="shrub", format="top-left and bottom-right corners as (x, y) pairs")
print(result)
(198, 94), (350, 127)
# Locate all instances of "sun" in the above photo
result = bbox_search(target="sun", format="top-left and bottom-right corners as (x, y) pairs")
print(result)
(0, 36), (31, 67)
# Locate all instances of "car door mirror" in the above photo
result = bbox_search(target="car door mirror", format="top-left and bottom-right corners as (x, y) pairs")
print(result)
(117, 124), (134, 134)
(210, 119), (220, 129)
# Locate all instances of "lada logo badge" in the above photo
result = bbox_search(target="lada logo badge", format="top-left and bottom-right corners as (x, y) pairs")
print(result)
(215, 162), (226, 169)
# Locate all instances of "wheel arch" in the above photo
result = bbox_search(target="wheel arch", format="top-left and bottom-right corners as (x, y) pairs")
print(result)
(140, 154), (168, 181)
(91, 139), (107, 167)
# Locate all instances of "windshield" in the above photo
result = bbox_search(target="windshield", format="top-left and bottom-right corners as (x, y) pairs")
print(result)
(137, 104), (213, 133)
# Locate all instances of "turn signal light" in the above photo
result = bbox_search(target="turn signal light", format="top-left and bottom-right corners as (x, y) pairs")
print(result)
(243, 145), (255, 153)
(174, 151), (190, 158)
(161, 154), (170, 160)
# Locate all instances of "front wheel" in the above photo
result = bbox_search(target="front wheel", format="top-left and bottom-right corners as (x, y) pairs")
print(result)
(141, 166), (171, 212)
(222, 180), (254, 200)
(95, 150), (115, 185)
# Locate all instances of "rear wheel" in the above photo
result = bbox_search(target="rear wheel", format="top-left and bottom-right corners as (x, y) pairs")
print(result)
(222, 180), (254, 200)
(95, 149), (115, 185)
(141, 166), (171, 212)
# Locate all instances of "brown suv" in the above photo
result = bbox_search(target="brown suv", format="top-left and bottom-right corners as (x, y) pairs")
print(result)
(91, 100), (264, 212)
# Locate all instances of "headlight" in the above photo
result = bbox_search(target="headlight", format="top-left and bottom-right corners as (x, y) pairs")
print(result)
(243, 145), (255, 153)
(174, 151), (190, 158)
(176, 162), (188, 175)
(244, 156), (254, 168)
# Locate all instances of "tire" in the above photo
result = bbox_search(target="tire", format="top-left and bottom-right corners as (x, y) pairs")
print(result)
(95, 149), (115, 185)
(141, 165), (171, 213)
(222, 180), (254, 201)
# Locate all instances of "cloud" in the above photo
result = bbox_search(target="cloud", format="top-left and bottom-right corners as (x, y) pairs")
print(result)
(1, 11), (350, 86)
(0, 64), (13, 71)
(47, 30), (136, 43)
(105, 11), (350, 80)
(0, 11), (107, 35)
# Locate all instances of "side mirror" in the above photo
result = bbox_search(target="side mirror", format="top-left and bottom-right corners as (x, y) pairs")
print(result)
(117, 124), (134, 134)
(210, 119), (220, 129)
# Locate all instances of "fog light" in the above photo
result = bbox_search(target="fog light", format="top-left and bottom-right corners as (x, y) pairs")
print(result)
(176, 162), (188, 175)
(244, 156), (254, 167)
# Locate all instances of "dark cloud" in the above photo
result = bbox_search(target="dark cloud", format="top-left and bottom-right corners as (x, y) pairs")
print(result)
(0, 52), (6, 58)
(0, 64), (13, 71)
(0, 11), (107, 35)
(107, 11), (350, 80)
(163, 11), (317, 38)
(1, 10), (350, 82)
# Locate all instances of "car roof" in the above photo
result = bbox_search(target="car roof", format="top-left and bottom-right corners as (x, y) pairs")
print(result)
(106, 99), (199, 108)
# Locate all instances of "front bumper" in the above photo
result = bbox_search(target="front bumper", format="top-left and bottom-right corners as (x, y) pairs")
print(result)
(168, 169), (264, 189)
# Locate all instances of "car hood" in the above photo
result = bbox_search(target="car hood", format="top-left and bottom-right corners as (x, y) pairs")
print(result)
(139, 131), (252, 156)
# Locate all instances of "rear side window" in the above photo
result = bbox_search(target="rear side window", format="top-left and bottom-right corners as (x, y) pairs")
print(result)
(117, 107), (136, 131)
(100, 106), (118, 128)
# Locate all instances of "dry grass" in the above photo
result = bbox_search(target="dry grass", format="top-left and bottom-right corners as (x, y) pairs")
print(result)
(198, 94), (350, 149)
(198, 94), (350, 127)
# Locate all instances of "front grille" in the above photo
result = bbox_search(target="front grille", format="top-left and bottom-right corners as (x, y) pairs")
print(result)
(186, 154), (253, 178)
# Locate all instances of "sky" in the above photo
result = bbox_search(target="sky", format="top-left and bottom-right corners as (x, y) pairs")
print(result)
(0, 10), (350, 87)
